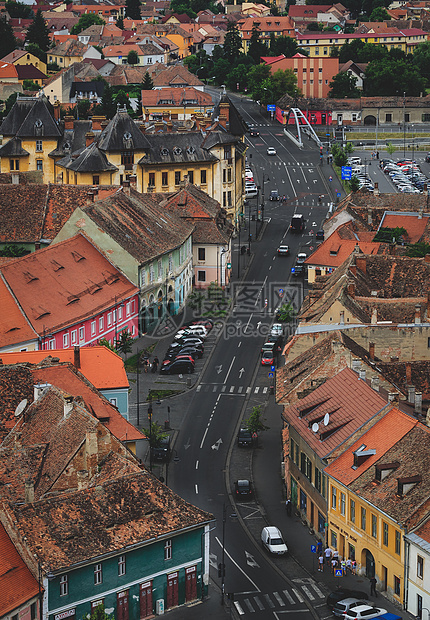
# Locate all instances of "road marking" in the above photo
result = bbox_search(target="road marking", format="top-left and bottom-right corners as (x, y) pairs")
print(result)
(221, 385), (226, 392)
(224, 356), (236, 383)
(301, 585), (315, 600)
(200, 427), (209, 449)
(254, 596), (264, 610)
(195, 484), (198, 494)
(309, 583), (325, 598)
(213, 385), (217, 392)
(264, 594), (275, 608)
(283, 590), (295, 604)
(246, 387), (251, 394)
(238, 341), (242, 347)
(255, 387), (260, 393)
(215, 537), (260, 591)
(196, 385), (201, 392)
(230, 385), (235, 393)
(292, 588), (304, 603)
(244, 313), (253, 333)
(195, 460), (199, 469)
(273, 592), (285, 606)
(234, 602), (245, 615)
(263, 387), (268, 394)
(244, 599), (254, 612)
(238, 386), (243, 393)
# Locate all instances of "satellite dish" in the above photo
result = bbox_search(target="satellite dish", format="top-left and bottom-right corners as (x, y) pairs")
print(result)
(14, 399), (27, 417)
(312, 422), (319, 433)
(324, 413), (330, 426)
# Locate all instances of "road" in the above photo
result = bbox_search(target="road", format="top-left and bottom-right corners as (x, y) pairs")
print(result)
(169, 94), (333, 619)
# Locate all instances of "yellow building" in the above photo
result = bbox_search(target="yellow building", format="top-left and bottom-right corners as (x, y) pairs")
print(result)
(324, 407), (430, 605)
(295, 28), (427, 57)
(1, 49), (47, 76)
(48, 39), (86, 68)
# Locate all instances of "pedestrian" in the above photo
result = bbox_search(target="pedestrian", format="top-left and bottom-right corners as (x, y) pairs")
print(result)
(376, 151), (379, 159)
(333, 549), (339, 563)
(317, 540), (323, 555)
(341, 559), (347, 575)
(318, 554), (324, 572)
(143, 357), (149, 373)
(152, 356), (159, 372)
(324, 546), (332, 565)
(264, 298), (268, 308)
(351, 559), (357, 575)
(346, 557), (352, 573)
(331, 557), (337, 574)
(286, 499), (292, 516)
(370, 576), (377, 597)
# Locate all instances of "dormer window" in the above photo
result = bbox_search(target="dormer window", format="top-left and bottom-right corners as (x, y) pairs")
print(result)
(173, 146), (182, 156)
(352, 444), (376, 468)
(374, 462), (400, 482)
(397, 475), (422, 497)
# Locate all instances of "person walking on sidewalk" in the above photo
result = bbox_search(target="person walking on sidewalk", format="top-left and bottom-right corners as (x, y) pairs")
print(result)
(318, 554), (324, 572)
(370, 576), (377, 597)
(317, 540), (323, 555)
(324, 546), (332, 565)
(285, 499), (292, 516)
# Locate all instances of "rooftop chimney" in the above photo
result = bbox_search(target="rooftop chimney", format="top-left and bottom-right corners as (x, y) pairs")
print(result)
(123, 179), (130, 195)
(408, 385), (416, 405)
(356, 255), (366, 274)
(415, 304), (422, 325)
(352, 358), (361, 372)
(371, 376), (379, 392)
(87, 189), (95, 203)
(73, 346), (81, 369)
(405, 362), (412, 385)
(425, 254), (430, 264)
(359, 369), (366, 381)
(139, 123), (146, 134)
(373, 181), (379, 196)
(415, 391), (423, 415)
(388, 392), (399, 404)
(91, 115), (106, 131)
(77, 470), (89, 491)
(64, 395), (73, 419)
(371, 308), (378, 324)
(167, 121), (173, 132)
(85, 429), (98, 470)
(219, 102), (230, 129)
(85, 131), (95, 147)
(347, 282), (355, 298)
(129, 175), (137, 189)
(64, 115), (74, 130)
(25, 479), (34, 504)
(419, 208), (424, 219)
(369, 342), (375, 361)
(53, 100), (61, 121)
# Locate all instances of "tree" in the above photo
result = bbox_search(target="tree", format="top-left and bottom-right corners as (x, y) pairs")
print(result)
(364, 58), (426, 96)
(5, 1), (32, 18)
(47, 62), (60, 72)
(331, 142), (347, 166)
(115, 329), (134, 356)
(328, 72), (360, 98)
(101, 83), (116, 119)
(247, 24), (267, 64)
(306, 21), (324, 31)
(0, 17), (16, 59)
(223, 22), (242, 63)
(142, 421), (168, 448)
(23, 79), (41, 91)
(369, 5), (390, 20)
(270, 35), (299, 58)
(348, 175), (361, 192)
(272, 68), (300, 99)
(225, 64), (249, 92)
(125, 0), (141, 20)
(98, 337), (116, 352)
(406, 242), (430, 257)
(276, 302), (295, 322)
(26, 9), (50, 51)
(127, 49), (139, 65)
(386, 142), (395, 156)
(338, 38), (365, 64)
(247, 63), (271, 101)
(26, 42), (47, 64)
(77, 98), (92, 119)
(142, 71), (153, 89)
(413, 41), (430, 86)
(244, 405), (268, 435)
(212, 57), (230, 85)
(116, 16), (124, 29)
(70, 13), (105, 35)
(89, 604), (114, 620)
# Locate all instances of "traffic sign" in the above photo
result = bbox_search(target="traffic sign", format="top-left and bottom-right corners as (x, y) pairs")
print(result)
(311, 545), (317, 553)
(335, 569), (343, 577)
(336, 191), (341, 198)
(268, 372), (274, 378)
(267, 104), (276, 112)
(271, 365), (275, 371)
(341, 166), (352, 180)
(227, 262), (232, 269)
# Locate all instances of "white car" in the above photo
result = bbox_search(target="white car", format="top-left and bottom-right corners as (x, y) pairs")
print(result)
(261, 526), (288, 555)
(267, 147), (277, 156)
(175, 326), (207, 340)
(245, 170), (254, 181)
(271, 323), (283, 337)
(343, 604), (387, 619)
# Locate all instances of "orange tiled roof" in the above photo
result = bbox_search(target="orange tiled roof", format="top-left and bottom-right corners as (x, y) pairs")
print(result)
(0, 278), (37, 348)
(305, 230), (380, 268)
(379, 212), (429, 244)
(325, 407), (417, 485)
(0, 523), (39, 616)
(0, 347), (129, 390)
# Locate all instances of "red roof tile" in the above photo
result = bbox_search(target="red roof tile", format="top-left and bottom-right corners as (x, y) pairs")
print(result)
(0, 523), (38, 616)
(305, 228), (381, 268)
(0, 278), (37, 348)
(379, 212), (429, 244)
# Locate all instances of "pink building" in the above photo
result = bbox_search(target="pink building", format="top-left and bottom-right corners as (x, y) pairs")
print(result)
(262, 53), (339, 99)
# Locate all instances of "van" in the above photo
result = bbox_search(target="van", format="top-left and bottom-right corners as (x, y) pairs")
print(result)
(348, 156), (362, 165)
(245, 186), (258, 198)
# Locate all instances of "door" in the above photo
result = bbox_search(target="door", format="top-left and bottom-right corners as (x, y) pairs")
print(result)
(310, 501), (314, 529)
(117, 590), (129, 620)
(140, 581), (153, 618)
(167, 572), (178, 609)
(185, 566), (197, 602)
(382, 566), (387, 591)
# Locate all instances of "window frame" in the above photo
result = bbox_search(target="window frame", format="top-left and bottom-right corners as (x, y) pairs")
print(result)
(60, 574), (68, 596)
(94, 563), (103, 585)
(417, 555), (424, 579)
(331, 486), (337, 510)
(118, 554), (126, 576)
(361, 506), (366, 531)
(164, 539), (172, 560)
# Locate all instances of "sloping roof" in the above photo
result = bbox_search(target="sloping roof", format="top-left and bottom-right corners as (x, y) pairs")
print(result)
(50, 38), (86, 57)
(97, 107), (151, 152)
(0, 523), (39, 616)
(325, 407), (417, 485)
(0, 96), (39, 136)
(212, 93), (248, 137)
(16, 97), (62, 139)
(16, 65), (46, 80)
(141, 86), (212, 106)
(282, 366), (388, 459)
(0, 346), (128, 391)
(60, 141), (118, 173)
(152, 65), (204, 88)
(305, 229), (381, 268)
(0, 137), (29, 157)
(0, 62), (18, 80)
(138, 131), (217, 165)
(0, 233), (139, 335)
(70, 81), (105, 97)
(378, 211), (430, 244)
(0, 278), (37, 350)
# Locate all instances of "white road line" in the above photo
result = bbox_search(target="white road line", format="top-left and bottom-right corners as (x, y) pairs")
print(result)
(221, 385), (226, 392)
(253, 596), (264, 610)
(238, 386), (243, 393)
(244, 599), (254, 612)
(224, 356), (235, 384)
(255, 387), (260, 393)
(229, 386), (235, 393)
(215, 537), (260, 591)
(234, 602), (245, 615)
(195, 484), (198, 494)
(282, 590), (295, 605)
(301, 585), (315, 600)
(244, 313), (253, 333)
(292, 588), (304, 603)
(238, 341), (242, 347)
(195, 461), (199, 469)
(213, 385), (217, 392)
(200, 427), (209, 449)
(273, 592), (285, 606)
(309, 582), (325, 598)
(264, 594), (275, 608)
(246, 387), (251, 394)
(263, 387), (268, 394)
(196, 385), (201, 392)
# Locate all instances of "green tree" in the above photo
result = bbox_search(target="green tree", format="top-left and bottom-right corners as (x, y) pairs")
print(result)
(413, 41), (430, 86)
(114, 89), (132, 112)
(0, 244), (30, 257)
(89, 604), (114, 620)
(77, 98), (92, 119)
(23, 79), (41, 91)
(142, 421), (168, 447)
(244, 405), (268, 435)
(0, 17), (16, 58)
(126, 0), (142, 19)
(276, 302), (295, 322)
(364, 58), (425, 96)
(386, 142), (395, 156)
(142, 71), (153, 89)
(101, 83), (116, 118)
(328, 72), (360, 98)
(71, 13), (105, 35)
(47, 62), (60, 72)
(406, 242), (430, 257)
(338, 38), (365, 64)
(224, 21), (242, 63)
(226, 64), (249, 92)
(306, 21), (324, 31)
(270, 35), (298, 57)
(369, 5), (390, 20)
(116, 16), (124, 29)
(248, 24), (267, 64)
(247, 63), (271, 101)
(5, 1), (32, 18)
(331, 143), (347, 166)
(115, 328), (134, 356)
(26, 42), (47, 64)
(213, 57), (230, 85)
(272, 68), (300, 99)
(127, 49), (139, 65)
(26, 9), (50, 51)
(98, 337), (116, 352)
(348, 175), (361, 192)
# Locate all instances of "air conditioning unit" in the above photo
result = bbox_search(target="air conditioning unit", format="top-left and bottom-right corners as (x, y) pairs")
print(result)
(155, 599), (165, 615)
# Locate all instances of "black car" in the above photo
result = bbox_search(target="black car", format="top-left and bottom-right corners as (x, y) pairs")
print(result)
(270, 190), (279, 201)
(160, 359), (194, 374)
(249, 129), (260, 137)
(151, 436), (171, 462)
(316, 230), (325, 241)
(425, 153), (430, 163)
(326, 588), (368, 612)
(166, 344), (203, 359)
(235, 479), (253, 500)
(237, 428), (253, 447)
(174, 336), (205, 349)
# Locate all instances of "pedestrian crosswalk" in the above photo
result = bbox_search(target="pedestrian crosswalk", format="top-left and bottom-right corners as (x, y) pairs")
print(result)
(233, 579), (325, 615)
(196, 384), (270, 395)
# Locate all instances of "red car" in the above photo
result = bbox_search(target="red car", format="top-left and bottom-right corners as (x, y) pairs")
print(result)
(261, 352), (274, 366)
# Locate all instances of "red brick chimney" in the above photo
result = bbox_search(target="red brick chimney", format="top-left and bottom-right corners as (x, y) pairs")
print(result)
(64, 115), (74, 130)
(425, 254), (430, 264)
(74, 346), (81, 369)
(85, 131), (95, 147)
(406, 362), (412, 384)
(92, 115), (106, 131)
(219, 102), (229, 129)
(53, 100), (61, 121)
(123, 179), (130, 195)
(369, 342), (375, 361)
(347, 282), (355, 298)
(129, 175), (137, 190)
(356, 256), (366, 274)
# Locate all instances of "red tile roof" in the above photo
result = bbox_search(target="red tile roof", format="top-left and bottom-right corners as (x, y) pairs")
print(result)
(0, 346), (128, 390)
(0, 278), (37, 349)
(379, 212), (429, 244)
(305, 228), (381, 268)
(325, 407), (417, 485)
(282, 367), (388, 458)
(0, 523), (39, 616)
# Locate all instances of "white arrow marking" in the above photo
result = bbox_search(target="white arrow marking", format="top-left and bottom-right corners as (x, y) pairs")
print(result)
(256, 321), (261, 329)
(184, 438), (191, 450)
(245, 551), (260, 568)
(216, 365), (223, 374)
(211, 438), (223, 450)
(239, 368), (245, 378)
(312, 221), (317, 227)
(313, 179), (317, 183)
(209, 553), (218, 569)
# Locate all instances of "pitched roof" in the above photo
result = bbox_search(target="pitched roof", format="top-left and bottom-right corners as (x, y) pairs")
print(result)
(60, 141), (119, 173)
(305, 228), (381, 268)
(0, 62), (18, 80)
(378, 211), (430, 244)
(282, 366), (388, 458)
(0, 232), (139, 335)
(152, 64), (204, 88)
(0, 278), (37, 350)
(0, 523), (39, 616)
(212, 94), (248, 137)
(138, 131), (217, 165)
(15, 97), (62, 139)
(50, 38), (86, 57)
(141, 86), (212, 106)
(97, 107), (151, 152)
(0, 136), (29, 157)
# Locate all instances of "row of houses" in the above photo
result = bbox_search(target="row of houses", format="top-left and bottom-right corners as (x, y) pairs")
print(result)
(277, 191), (430, 618)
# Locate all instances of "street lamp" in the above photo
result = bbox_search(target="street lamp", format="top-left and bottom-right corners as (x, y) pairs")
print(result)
(403, 91), (406, 158)
(114, 296), (124, 348)
(260, 174), (270, 224)
(412, 124), (415, 161)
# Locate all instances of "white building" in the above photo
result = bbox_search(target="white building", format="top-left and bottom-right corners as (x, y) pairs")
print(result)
(405, 522), (430, 619)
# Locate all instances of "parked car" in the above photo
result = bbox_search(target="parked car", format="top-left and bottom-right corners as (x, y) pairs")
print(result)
(316, 230), (325, 241)
(168, 341), (204, 356)
(261, 351), (274, 365)
(162, 354), (195, 367)
(271, 323), (284, 337)
(277, 245), (290, 256)
(261, 526), (288, 555)
(296, 252), (307, 264)
(245, 186), (258, 199)
(237, 428), (253, 447)
(185, 318), (214, 332)
(151, 436), (171, 462)
(175, 325), (207, 339)
(261, 341), (276, 355)
(234, 479), (253, 500)
(333, 598), (371, 618)
(160, 359), (194, 374)
(343, 605), (387, 619)
(165, 346), (202, 361)
(267, 147), (277, 156)
(174, 336), (205, 349)
(326, 589), (368, 612)
(425, 153), (430, 163)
